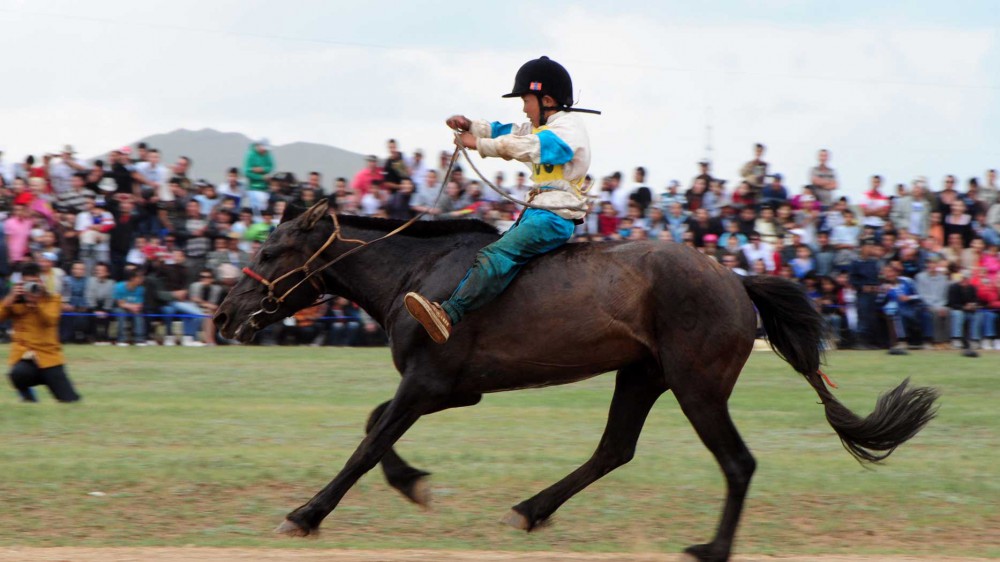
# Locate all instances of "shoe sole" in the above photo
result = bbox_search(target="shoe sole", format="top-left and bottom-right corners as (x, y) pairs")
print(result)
(404, 293), (449, 344)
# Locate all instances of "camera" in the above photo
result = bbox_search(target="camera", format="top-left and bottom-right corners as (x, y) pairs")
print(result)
(14, 281), (44, 304)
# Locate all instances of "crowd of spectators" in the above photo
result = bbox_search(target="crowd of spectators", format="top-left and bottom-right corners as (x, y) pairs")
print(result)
(1, 140), (998, 356)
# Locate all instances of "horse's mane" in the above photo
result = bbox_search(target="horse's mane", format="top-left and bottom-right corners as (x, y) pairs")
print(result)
(335, 214), (499, 238)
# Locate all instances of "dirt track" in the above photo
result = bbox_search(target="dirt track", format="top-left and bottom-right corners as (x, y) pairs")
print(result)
(0, 549), (993, 562)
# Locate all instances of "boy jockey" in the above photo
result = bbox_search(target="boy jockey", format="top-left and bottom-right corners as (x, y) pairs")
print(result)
(405, 56), (599, 343)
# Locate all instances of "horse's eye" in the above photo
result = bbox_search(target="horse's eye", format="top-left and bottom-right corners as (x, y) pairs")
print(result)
(261, 251), (272, 262)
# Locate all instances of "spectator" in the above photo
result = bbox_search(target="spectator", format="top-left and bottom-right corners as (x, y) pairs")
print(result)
(169, 156), (194, 194)
(970, 267), (999, 350)
(629, 166), (653, 212)
(4, 201), (34, 263)
(686, 207), (723, 247)
(659, 180), (685, 212)
(85, 262), (116, 344)
(760, 174), (788, 208)
(113, 268), (147, 346)
(860, 175), (890, 230)
(218, 167), (247, 207)
(943, 199), (974, 248)
(890, 177), (932, 238)
(351, 155), (383, 199)
(189, 268), (224, 345)
(686, 177), (707, 212)
(720, 252), (748, 276)
(55, 173), (96, 215)
(880, 265), (923, 353)
(816, 275), (845, 346)
(409, 149), (431, 192)
(2, 262), (81, 402)
(48, 145), (86, 195)
(135, 148), (171, 204)
(382, 139), (408, 192)
(702, 179), (727, 218)
(754, 204), (780, 246)
(790, 244), (815, 279)
(741, 232), (776, 273)
(75, 197), (114, 273)
(665, 201), (689, 242)
(739, 143), (768, 198)
(60, 261), (91, 343)
(244, 140), (274, 214)
(385, 177), (416, 220)
(808, 149), (838, 208)
(693, 160), (714, 189)
(849, 238), (883, 349)
(193, 180), (222, 216)
(947, 270), (981, 357)
(328, 297), (362, 346)
(177, 200), (211, 275)
(106, 196), (138, 279)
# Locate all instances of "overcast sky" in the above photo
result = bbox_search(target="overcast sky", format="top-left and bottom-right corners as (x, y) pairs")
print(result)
(1, 0), (998, 199)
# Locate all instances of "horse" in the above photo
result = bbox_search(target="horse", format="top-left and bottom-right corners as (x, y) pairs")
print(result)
(214, 200), (938, 562)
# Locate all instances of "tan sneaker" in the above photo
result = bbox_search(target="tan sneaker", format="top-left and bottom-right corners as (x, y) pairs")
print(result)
(404, 292), (452, 344)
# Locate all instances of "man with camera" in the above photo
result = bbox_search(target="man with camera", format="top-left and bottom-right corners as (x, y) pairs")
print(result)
(1, 262), (81, 403)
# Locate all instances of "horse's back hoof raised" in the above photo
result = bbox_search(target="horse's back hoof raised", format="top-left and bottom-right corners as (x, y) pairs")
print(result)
(500, 509), (531, 531)
(274, 519), (312, 537)
(408, 476), (432, 510)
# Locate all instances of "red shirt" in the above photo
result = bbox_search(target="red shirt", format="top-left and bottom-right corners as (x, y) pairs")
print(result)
(351, 167), (383, 198)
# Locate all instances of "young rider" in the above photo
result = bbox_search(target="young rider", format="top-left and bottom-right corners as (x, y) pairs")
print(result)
(404, 56), (599, 343)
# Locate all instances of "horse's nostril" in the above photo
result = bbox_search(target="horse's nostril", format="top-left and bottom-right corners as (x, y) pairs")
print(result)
(215, 311), (228, 329)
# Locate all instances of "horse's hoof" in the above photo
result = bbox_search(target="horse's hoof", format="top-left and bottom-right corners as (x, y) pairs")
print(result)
(681, 543), (725, 562)
(274, 519), (311, 537)
(500, 509), (531, 531)
(408, 476), (432, 510)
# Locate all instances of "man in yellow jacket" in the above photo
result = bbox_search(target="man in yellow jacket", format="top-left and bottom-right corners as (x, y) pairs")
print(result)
(1, 262), (81, 402)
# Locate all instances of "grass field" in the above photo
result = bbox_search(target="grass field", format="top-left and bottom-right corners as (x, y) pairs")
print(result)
(0, 345), (996, 558)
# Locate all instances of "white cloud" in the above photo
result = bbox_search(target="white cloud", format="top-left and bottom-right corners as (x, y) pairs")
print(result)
(0, 4), (996, 200)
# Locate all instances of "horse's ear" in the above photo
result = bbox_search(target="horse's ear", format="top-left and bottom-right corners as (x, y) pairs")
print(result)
(300, 199), (330, 230)
(280, 204), (305, 224)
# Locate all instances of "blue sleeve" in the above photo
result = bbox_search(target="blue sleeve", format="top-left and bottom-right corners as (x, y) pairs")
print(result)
(490, 122), (513, 138)
(112, 283), (122, 302)
(536, 130), (574, 165)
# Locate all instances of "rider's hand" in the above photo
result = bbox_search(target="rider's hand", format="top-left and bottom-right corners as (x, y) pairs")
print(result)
(446, 115), (472, 132)
(455, 132), (477, 150)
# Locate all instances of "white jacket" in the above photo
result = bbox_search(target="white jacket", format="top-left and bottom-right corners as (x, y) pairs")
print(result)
(470, 111), (592, 221)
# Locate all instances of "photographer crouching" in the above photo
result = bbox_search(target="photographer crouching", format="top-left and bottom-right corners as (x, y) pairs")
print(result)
(1, 262), (81, 403)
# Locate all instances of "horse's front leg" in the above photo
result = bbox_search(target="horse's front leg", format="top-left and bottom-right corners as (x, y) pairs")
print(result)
(368, 392), (482, 508)
(276, 379), (448, 536)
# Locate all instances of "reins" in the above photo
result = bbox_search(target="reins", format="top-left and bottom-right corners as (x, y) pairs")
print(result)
(241, 127), (592, 322)
(241, 145), (461, 321)
(451, 133), (590, 212)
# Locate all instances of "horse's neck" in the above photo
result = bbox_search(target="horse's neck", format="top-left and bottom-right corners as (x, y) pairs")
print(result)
(319, 230), (427, 327)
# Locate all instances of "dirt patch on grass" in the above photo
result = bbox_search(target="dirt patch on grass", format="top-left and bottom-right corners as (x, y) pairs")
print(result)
(0, 548), (995, 562)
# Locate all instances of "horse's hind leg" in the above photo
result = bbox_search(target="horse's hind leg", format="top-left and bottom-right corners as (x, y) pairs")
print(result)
(366, 393), (482, 508)
(503, 361), (666, 531)
(672, 382), (756, 562)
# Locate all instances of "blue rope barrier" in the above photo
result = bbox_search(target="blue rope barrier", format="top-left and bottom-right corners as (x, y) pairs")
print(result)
(58, 312), (361, 321)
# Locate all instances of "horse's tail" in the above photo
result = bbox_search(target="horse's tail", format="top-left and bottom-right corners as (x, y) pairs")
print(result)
(741, 275), (939, 464)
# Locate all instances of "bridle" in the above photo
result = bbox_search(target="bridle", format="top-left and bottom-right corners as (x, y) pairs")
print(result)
(238, 146), (461, 329)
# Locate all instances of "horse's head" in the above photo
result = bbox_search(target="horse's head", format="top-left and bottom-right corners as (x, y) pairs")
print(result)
(215, 200), (333, 343)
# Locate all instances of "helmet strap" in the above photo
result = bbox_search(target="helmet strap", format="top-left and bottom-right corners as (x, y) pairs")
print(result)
(537, 94), (558, 127)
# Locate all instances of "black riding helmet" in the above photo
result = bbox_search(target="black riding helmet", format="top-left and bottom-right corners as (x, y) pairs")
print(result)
(501, 56), (600, 124)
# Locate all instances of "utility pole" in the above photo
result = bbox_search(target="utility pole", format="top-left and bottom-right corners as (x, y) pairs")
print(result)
(704, 105), (714, 166)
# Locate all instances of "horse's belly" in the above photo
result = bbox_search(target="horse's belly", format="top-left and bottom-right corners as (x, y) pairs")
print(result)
(460, 333), (648, 393)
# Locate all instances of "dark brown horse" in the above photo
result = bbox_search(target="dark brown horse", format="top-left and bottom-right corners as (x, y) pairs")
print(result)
(214, 200), (938, 562)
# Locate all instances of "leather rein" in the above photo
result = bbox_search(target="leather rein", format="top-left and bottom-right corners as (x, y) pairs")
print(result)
(239, 146), (460, 328)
